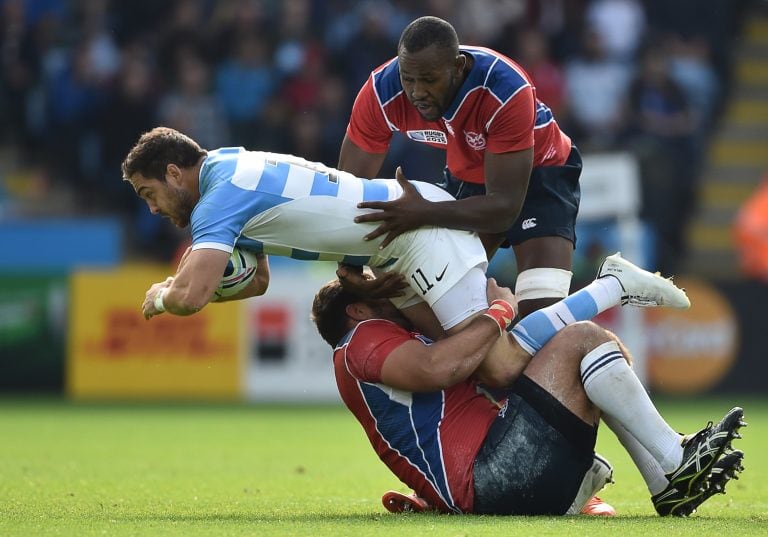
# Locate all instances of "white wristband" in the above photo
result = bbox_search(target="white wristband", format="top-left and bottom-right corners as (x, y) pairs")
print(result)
(154, 287), (168, 313)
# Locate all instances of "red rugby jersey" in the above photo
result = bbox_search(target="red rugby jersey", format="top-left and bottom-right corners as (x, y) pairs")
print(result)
(333, 319), (501, 513)
(347, 46), (572, 184)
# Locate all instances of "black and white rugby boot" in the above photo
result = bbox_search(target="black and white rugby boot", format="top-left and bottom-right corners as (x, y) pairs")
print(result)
(652, 449), (745, 517)
(662, 407), (745, 502)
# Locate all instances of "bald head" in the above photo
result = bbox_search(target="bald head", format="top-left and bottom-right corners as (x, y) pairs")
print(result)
(398, 16), (459, 57)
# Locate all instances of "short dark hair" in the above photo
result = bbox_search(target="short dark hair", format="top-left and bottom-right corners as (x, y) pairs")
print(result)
(398, 16), (459, 55)
(121, 127), (207, 182)
(311, 279), (360, 348)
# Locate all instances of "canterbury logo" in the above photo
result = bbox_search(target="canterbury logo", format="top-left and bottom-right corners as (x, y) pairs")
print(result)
(522, 218), (537, 230)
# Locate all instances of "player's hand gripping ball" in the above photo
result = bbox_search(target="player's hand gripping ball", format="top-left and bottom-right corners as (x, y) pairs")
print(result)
(214, 247), (260, 300)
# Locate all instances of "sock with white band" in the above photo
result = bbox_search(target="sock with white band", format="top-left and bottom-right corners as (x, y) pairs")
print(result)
(581, 341), (683, 474)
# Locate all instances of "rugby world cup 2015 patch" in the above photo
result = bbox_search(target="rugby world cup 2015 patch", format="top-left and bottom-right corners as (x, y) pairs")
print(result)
(406, 130), (448, 144)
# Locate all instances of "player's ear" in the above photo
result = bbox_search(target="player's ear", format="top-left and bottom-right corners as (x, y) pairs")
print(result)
(166, 163), (182, 186)
(345, 303), (370, 321)
(454, 53), (466, 72)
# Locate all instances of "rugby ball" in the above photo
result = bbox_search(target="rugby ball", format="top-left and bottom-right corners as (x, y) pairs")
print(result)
(214, 247), (260, 299)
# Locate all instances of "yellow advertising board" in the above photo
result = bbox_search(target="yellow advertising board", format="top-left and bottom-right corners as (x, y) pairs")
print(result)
(67, 266), (242, 399)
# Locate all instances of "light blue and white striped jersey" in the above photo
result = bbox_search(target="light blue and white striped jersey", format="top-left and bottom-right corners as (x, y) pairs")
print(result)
(190, 147), (455, 267)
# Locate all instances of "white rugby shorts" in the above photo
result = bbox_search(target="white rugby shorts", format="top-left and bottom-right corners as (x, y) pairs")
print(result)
(384, 225), (488, 328)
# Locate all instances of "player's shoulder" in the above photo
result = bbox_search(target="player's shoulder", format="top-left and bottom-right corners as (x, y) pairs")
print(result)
(336, 319), (418, 375)
(346, 318), (409, 341)
(367, 57), (404, 105)
(203, 147), (245, 168)
(200, 147), (246, 187)
(461, 45), (525, 74)
(336, 319), (412, 352)
(461, 46), (531, 101)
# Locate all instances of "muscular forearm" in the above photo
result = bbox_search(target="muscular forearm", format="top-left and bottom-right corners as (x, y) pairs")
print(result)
(423, 195), (524, 234)
(160, 284), (211, 316)
(381, 288), (516, 392)
(144, 248), (232, 319)
(423, 314), (509, 390)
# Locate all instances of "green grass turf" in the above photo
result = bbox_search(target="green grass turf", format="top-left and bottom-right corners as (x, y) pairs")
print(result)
(0, 396), (766, 537)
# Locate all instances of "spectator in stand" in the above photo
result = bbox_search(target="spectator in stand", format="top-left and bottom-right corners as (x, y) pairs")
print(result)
(98, 43), (157, 212)
(516, 28), (567, 119)
(281, 44), (326, 111)
(585, 0), (646, 62)
(0, 0), (40, 148)
(336, 2), (398, 91)
(287, 109), (326, 164)
(75, 0), (120, 86)
(215, 33), (277, 150)
(157, 51), (229, 150)
(667, 34), (721, 133)
(563, 26), (632, 149)
(44, 41), (108, 197)
(455, 0), (526, 46)
(314, 73), (352, 163)
(623, 44), (697, 275)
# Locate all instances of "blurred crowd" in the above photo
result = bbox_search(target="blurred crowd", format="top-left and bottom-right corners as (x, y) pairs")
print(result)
(0, 0), (750, 262)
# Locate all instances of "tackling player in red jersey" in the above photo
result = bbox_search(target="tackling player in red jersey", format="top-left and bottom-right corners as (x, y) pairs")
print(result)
(311, 258), (744, 517)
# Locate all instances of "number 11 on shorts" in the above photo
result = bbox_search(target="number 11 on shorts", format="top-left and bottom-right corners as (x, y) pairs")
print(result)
(411, 268), (434, 295)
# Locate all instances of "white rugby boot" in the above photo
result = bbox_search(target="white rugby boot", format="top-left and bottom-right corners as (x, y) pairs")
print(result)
(597, 252), (690, 309)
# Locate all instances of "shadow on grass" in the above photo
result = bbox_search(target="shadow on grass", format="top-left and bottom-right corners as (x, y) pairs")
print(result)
(111, 511), (735, 524)
(114, 512), (429, 524)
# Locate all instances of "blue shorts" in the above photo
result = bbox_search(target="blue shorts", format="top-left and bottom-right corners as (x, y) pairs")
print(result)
(472, 375), (596, 515)
(439, 146), (582, 248)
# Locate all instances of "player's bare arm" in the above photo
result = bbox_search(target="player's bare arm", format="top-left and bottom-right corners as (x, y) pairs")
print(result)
(379, 279), (517, 391)
(142, 248), (230, 318)
(337, 135), (387, 179)
(355, 149), (533, 248)
(143, 250), (271, 317)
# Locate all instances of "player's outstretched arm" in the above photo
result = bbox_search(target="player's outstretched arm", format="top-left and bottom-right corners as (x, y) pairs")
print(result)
(142, 248), (230, 318)
(379, 279), (516, 392)
(355, 149), (533, 244)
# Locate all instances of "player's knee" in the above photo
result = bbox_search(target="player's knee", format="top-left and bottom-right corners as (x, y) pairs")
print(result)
(475, 360), (526, 389)
(602, 328), (633, 366)
(561, 321), (604, 338)
(475, 338), (531, 388)
(560, 321), (615, 356)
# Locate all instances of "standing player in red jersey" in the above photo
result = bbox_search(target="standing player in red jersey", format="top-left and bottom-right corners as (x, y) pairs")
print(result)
(337, 16), (581, 320)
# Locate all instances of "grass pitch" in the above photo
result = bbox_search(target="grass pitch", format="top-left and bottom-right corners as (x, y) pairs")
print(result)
(1, 396), (766, 537)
